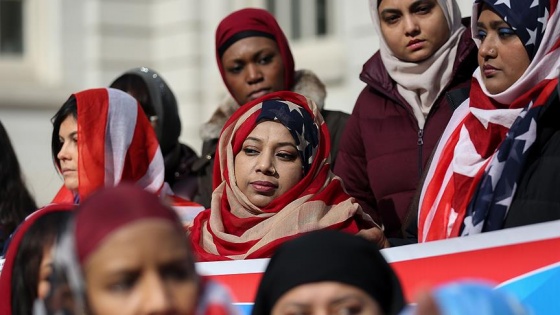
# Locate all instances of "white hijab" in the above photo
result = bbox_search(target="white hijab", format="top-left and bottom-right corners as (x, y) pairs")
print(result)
(369, 0), (466, 129)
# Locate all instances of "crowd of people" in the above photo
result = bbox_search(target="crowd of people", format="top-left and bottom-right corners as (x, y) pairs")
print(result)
(0, 0), (558, 314)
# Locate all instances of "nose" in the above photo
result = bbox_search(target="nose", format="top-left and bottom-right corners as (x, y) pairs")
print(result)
(479, 38), (497, 60)
(141, 273), (175, 314)
(256, 152), (276, 176)
(57, 142), (71, 162)
(403, 15), (420, 36)
(246, 63), (263, 85)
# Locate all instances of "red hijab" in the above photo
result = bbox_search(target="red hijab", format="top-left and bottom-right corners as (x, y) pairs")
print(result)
(215, 8), (295, 102)
(51, 88), (165, 204)
(0, 204), (75, 315)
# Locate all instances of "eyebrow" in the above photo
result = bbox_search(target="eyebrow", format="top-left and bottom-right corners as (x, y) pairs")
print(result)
(329, 295), (364, 306)
(379, 0), (430, 15)
(477, 20), (510, 29)
(227, 48), (269, 63)
(244, 137), (297, 148)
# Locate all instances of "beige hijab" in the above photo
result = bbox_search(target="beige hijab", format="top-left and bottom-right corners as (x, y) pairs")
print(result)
(369, 0), (465, 129)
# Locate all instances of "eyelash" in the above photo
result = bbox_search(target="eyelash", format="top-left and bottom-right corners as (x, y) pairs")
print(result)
(242, 147), (298, 161)
(226, 54), (274, 74)
(476, 27), (516, 41)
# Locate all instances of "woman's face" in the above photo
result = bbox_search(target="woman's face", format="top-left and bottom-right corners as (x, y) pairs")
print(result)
(234, 121), (303, 208)
(37, 244), (54, 299)
(57, 115), (79, 192)
(476, 6), (531, 94)
(378, 0), (450, 62)
(221, 36), (285, 105)
(272, 282), (383, 315)
(84, 220), (198, 315)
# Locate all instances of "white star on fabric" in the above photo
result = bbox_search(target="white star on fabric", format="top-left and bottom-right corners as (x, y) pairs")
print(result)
(295, 125), (309, 153)
(538, 8), (549, 33)
(496, 183), (517, 208)
(284, 101), (304, 116)
(489, 160), (506, 190)
(494, 0), (511, 8)
(515, 118), (537, 153)
(530, 0), (539, 8)
(525, 28), (538, 46)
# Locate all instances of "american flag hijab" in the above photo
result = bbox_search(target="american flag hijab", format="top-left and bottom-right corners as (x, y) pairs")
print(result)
(51, 88), (165, 204)
(190, 91), (375, 261)
(418, 0), (560, 242)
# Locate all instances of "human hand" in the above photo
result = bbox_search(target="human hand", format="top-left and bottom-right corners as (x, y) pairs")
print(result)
(357, 227), (390, 249)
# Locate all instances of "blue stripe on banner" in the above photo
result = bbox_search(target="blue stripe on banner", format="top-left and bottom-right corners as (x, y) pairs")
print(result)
(235, 303), (254, 315)
(498, 263), (560, 314)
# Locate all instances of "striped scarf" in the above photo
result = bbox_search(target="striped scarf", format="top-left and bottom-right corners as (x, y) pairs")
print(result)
(190, 91), (374, 261)
(52, 88), (164, 203)
(418, 0), (560, 242)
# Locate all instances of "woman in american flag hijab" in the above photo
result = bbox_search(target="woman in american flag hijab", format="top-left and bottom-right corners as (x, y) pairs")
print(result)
(418, 0), (560, 242)
(190, 91), (377, 261)
(49, 88), (204, 224)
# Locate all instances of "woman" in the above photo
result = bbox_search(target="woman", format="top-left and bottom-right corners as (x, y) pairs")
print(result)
(0, 120), (37, 252)
(251, 230), (404, 315)
(0, 204), (73, 315)
(37, 184), (237, 315)
(190, 91), (376, 261)
(333, 0), (478, 240)
(50, 88), (164, 203)
(110, 67), (199, 200)
(418, 0), (560, 241)
(194, 8), (349, 208)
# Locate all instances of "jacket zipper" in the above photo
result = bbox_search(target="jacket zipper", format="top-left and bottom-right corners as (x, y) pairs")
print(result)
(417, 128), (424, 177)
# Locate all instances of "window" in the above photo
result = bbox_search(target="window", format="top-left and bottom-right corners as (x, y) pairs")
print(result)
(266, 0), (332, 41)
(0, 0), (23, 55)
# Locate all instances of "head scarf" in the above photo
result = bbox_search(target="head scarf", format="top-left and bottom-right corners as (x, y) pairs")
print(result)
(37, 185), (229, 315)
(189, 91), (375, 261)
(251, 230), (405, 315)
(256, 99), (320, 175)
(110, 67), (182, 156)
(399, 281), (530, 315)
(0, 204), (75, 315)
(51, 88), (165, 204)
(369, 0), (465, 129)
(418, 0), (560, 241)
(215, 8), (295, 103)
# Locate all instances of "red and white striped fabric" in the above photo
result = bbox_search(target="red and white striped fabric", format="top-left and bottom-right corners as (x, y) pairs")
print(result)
(52, 88), (164, 203)
(190, 91), (375, 261)
(418, 0), (560, 242)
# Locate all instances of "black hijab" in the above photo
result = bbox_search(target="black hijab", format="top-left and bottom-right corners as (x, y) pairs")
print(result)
(251, 230), (405, 315)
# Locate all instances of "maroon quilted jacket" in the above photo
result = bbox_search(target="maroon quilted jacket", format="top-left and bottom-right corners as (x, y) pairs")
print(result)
(334, 20), (477, 238)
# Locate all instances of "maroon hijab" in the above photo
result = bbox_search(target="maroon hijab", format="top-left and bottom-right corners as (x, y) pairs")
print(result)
(0, 204), (75, 315)
(75, 184), (184, 264)
(215, 8), (295, 102)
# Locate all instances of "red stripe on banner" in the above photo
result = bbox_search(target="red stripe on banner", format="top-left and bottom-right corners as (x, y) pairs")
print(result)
(206, 237), (560, 304)
(385, 238), (560, 302)
(208, 273), (263, 302)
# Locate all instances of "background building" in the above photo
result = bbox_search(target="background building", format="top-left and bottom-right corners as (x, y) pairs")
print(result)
(0, 0), (472, 205)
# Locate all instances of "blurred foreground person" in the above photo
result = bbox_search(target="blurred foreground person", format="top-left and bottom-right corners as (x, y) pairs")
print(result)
(400, 281), (530, 315)
(36, 184), (237, 315)
(0, 204), (73, 315)
(252, 230), (405, 315)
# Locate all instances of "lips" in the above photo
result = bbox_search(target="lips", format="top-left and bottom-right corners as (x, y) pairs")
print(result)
(247, 88), (270, 101)
(483, 64), (499, 77)
(250, 180), (278, 193)
(407, 39), (425, 50)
